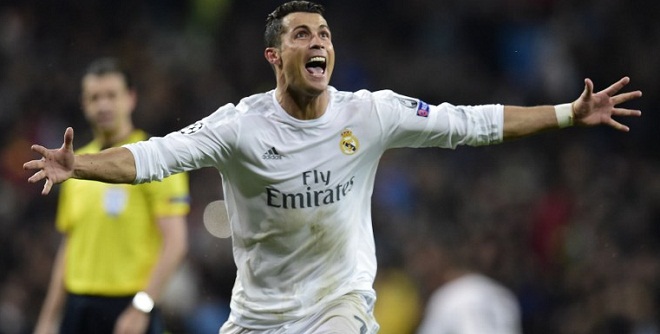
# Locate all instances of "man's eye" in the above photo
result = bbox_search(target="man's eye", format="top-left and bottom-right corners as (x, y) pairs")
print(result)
(295, 31), (308, 38)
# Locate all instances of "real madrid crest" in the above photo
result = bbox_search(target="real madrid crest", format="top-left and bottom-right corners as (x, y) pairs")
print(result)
(339, 129), (359, 155)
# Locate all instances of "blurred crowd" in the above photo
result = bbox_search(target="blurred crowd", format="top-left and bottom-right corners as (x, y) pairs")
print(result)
(0, 0), (658, 333)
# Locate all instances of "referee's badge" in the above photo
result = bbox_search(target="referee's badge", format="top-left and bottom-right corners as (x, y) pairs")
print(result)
(104, 187), (127, 216)
(339, 129), (359, 155)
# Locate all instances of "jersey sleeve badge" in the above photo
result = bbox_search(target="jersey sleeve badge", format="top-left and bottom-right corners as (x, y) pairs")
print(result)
(180, 121), (204, 134)
(396, 96), (430, 117)
(416, 101), (430, 117)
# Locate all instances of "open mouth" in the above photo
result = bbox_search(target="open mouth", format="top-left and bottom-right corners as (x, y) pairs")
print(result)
(305, 56), (326, 76)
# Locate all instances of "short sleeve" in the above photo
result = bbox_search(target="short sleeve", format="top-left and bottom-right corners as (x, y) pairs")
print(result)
(141, 171), (191, 217)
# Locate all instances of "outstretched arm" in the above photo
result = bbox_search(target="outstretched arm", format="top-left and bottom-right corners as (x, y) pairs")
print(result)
(23, 127), (137, 195)
(503, 77), (642, 140)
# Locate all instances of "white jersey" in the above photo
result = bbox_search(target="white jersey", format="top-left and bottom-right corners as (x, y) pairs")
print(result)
(417, 274), (522, 334)
(125, 87), (503, 329)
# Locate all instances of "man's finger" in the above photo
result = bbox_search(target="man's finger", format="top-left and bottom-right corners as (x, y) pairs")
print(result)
(28, 170), (46, 183)
(612, 107), (642, 117)
(611, 90), (643, 105)
(23, 159), (44, 171)
(608, 119), (630, 132)
(30, 144), (48, 156)
(583, 78), (594, 99)
(64, 127), (74, 150)
(42, 178), (52, 195)
(601, 76), (630, 97)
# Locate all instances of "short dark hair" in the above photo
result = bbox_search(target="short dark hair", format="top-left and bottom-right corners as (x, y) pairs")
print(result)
(264, 1), (325, 48)
(83, 57), (134, 90)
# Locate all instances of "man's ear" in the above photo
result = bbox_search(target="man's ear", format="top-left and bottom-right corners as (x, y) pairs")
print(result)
(265, 47), (281, 66)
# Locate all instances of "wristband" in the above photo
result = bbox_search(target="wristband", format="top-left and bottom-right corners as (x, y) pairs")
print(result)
(554, 103), (574, 128)
(132, 291), (154, 313)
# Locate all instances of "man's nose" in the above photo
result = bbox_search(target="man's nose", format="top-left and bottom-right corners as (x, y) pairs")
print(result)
(97, 96), (114, 109)
(309, 34), (325, 49)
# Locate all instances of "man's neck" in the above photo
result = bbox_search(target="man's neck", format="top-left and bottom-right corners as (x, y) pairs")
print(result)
(276, 87), (329, 120)
(95, 125), (134, 150)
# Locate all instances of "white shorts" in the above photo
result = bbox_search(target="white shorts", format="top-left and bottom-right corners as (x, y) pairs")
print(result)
(219, 293), (379, 334)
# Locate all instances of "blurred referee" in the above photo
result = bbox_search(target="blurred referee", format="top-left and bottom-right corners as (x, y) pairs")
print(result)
(33, 58), (190, 334)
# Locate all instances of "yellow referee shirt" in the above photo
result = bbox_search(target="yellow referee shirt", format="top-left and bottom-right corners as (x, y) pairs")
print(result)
(56, 129), (190, 296)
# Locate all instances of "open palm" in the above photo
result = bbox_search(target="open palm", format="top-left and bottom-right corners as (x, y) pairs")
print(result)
(573, 77), (642, 132)
(23, 127), (76, 195)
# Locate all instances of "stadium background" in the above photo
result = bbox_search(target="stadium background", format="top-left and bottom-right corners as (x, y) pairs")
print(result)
(0, 0), (657, 333)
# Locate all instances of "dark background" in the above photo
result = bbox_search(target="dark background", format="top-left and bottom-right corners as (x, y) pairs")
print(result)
(0, 0), (657, 333)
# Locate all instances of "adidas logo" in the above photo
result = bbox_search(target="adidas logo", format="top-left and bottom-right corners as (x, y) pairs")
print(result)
(262, 147), (282, 160)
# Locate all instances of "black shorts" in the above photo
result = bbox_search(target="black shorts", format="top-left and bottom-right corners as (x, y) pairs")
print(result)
(60, 293), (164, 334)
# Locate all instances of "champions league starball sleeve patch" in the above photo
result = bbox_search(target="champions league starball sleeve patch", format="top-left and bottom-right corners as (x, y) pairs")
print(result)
(180, 121), (204, 134)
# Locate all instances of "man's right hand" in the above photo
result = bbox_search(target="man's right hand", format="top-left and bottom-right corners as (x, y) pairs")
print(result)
(23, 127), (76, 195)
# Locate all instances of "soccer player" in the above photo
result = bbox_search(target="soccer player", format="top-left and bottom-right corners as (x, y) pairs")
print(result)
(32, 58), (190, 334)
(413, 224), (522, 334)
(24, 2), (641, 333)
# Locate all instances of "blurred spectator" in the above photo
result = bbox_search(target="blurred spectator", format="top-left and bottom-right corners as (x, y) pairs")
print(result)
(410, 222), (522, 334)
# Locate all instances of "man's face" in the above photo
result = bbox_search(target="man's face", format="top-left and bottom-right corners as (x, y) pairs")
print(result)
(275, 12), (335, 96)
(81, 73), (135, 133)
